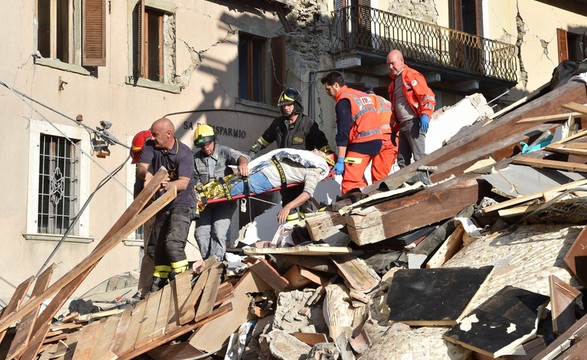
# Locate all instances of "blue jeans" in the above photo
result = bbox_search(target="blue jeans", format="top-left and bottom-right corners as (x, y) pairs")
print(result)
(230, 172), (273, 196)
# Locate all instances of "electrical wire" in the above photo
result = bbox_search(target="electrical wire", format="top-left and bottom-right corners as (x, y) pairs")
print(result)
(0, 79), (133, 195)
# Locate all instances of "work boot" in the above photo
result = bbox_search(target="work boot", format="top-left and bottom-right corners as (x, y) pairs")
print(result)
(150, 276), (168, 293)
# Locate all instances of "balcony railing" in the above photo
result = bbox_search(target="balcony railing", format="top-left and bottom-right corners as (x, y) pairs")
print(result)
(332, 6), (518, 83)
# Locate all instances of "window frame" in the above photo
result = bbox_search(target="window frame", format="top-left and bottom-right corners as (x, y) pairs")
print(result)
(24, 119), (92, 243)
(126, 0), (180, 93)
(35, 0), (105, 72)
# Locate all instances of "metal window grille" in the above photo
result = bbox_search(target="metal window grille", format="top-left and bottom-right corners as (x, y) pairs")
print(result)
(37, 134), (79, 234)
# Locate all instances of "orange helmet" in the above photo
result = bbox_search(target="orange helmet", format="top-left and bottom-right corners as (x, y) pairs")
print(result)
(130, 130), (152, 164)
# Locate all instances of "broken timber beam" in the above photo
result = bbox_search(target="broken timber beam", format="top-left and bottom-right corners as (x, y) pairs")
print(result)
(344, 173), (481, 245)
(0, 168), (171, 333)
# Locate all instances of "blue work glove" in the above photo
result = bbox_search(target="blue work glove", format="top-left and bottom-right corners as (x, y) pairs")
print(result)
(332, 157), (345, 175)
(420, 114), (430, 134)
(391, 131), (398, 147)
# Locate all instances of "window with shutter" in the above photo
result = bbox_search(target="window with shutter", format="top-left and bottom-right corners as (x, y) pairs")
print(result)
(130, 0), (177, 89)
(36, 0), (105, 69)
(238, 32), (267, 103)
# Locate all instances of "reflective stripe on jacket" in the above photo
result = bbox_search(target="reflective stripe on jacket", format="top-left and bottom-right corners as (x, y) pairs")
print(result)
(369, 94), (393, 135)
(335, 86), (382, 145)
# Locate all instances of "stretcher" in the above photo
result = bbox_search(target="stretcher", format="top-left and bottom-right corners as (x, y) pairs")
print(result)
(198, 172), (335, 207)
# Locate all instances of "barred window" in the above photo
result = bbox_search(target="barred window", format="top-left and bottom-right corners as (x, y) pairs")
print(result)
(37, 134), (79, 235)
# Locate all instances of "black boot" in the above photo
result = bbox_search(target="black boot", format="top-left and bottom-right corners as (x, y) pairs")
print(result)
(150, 276), (168, 293)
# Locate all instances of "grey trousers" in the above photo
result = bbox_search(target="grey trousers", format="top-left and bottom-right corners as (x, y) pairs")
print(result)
(397, 118), (426, 168)
(195, 201), (236, 261)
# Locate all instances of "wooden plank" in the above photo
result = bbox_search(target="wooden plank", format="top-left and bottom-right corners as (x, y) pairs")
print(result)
(498, 204), (541, 217)
(6, 264), (54, 359)
(0, 168), (170, 333)
(134, 288), (163, 349)
(284, 265), (312, 289)
(345, 174), (480, 245)
(426, 225), (465, 268)
(516, 111), (583, 123)
(178, 268), (208, 326)
(0, 276), (34, 344)
(112, 300), (147, 357)
(109, 305), (133, 355)
(151, 282), (172, 341)
(533, 311), (587, 359)
(444, 286), (549, 358)
(304, 212), (345, 241)
(119, 303), (232, 360)
(480, 178), (587, 214)
(512, 156), (587, 172)
(563, 225), (587, 287)
(249, 258), (289, 292)
(189, 270), (272, 353)
(550, 275), (581, 335)
(330, 254), (380, 293)
(387, 266), (493, 326)
(213, 282), (233, 307)
(562, 101), (587, 115)
(71, 319), (106, 360)
(194, 263), (223, 319)
(90, 313), (121, 360)
(244, 245), (352, 256)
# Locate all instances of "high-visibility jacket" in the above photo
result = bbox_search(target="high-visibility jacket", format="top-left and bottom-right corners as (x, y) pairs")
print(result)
(335, 86), (382, 145)
(387, 64), (436, 131)
(369, 94), (393, 135)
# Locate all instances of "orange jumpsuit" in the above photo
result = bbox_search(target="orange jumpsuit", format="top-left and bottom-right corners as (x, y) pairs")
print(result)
(335, 86), (383, 194)
(369, 94), (397, 182)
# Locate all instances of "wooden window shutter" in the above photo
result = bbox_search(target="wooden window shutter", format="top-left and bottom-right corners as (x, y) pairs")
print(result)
(271, 35), (286, 106)
(137, 0), (146, 78)
(82, 0), (106, 66)
(557, 28), (569, 64)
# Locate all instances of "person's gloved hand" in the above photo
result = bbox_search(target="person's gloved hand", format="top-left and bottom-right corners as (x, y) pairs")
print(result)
(391, 131), (398, 147)
(420, 114), (430, 134)
(331, 157), (345, 175)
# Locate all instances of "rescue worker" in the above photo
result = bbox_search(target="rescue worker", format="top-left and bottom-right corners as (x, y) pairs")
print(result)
(386, 49), (436, 168)
(321, 71), (383, 194)
(193, 124), (249, 261)
(130, 130), (156, 300)
(248, 88), (331, 224)
(369, 93), (398, 181)
(137, 118), (198, 292)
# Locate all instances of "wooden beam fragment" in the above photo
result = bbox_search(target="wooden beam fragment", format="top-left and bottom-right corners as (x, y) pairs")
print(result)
(0, 168), (170, 334)
(249, 258), (289, 292)
(425, 225), (465, 268)
(480, 178), (587, 214)
(513, 156), (587, 172)
(550, 275), (581, 335)
(0, 276), (34, 344)
(563, 225), (587, 287)
(330, 254), (380, 293)
(516, 112), (583, 123)
(562, 102), (587, 115)
(6, 264), (54, 359)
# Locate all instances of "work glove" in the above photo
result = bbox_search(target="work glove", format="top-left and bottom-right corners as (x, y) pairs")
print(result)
(247, 151), (256, 160)
(331, 157), (345, 175)
(420, 114), (430, 134)
(391, 131), (398, 147)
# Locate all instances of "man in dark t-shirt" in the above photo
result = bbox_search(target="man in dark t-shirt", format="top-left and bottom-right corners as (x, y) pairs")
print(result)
(137, 118), (199, 292)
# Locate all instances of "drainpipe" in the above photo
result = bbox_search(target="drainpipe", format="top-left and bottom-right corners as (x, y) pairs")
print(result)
(308, 68), (342, 121)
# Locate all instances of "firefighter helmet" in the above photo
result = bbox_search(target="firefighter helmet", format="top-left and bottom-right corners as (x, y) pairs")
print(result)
(130, 130), (152, 164)
(193, 124), (216, 146)
(277, 88), (303, 114)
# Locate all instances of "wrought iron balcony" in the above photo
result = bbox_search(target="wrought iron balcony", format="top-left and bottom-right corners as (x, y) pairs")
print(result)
(332, 6), (518, 84)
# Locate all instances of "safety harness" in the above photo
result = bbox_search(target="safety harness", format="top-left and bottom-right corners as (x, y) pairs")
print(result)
(270, 156), (287, 189)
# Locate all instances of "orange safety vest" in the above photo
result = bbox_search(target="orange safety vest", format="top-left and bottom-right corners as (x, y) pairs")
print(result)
(369, 94), (393, 135)
(387, 64), (436, 131)
(335, 86), (382, 145)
